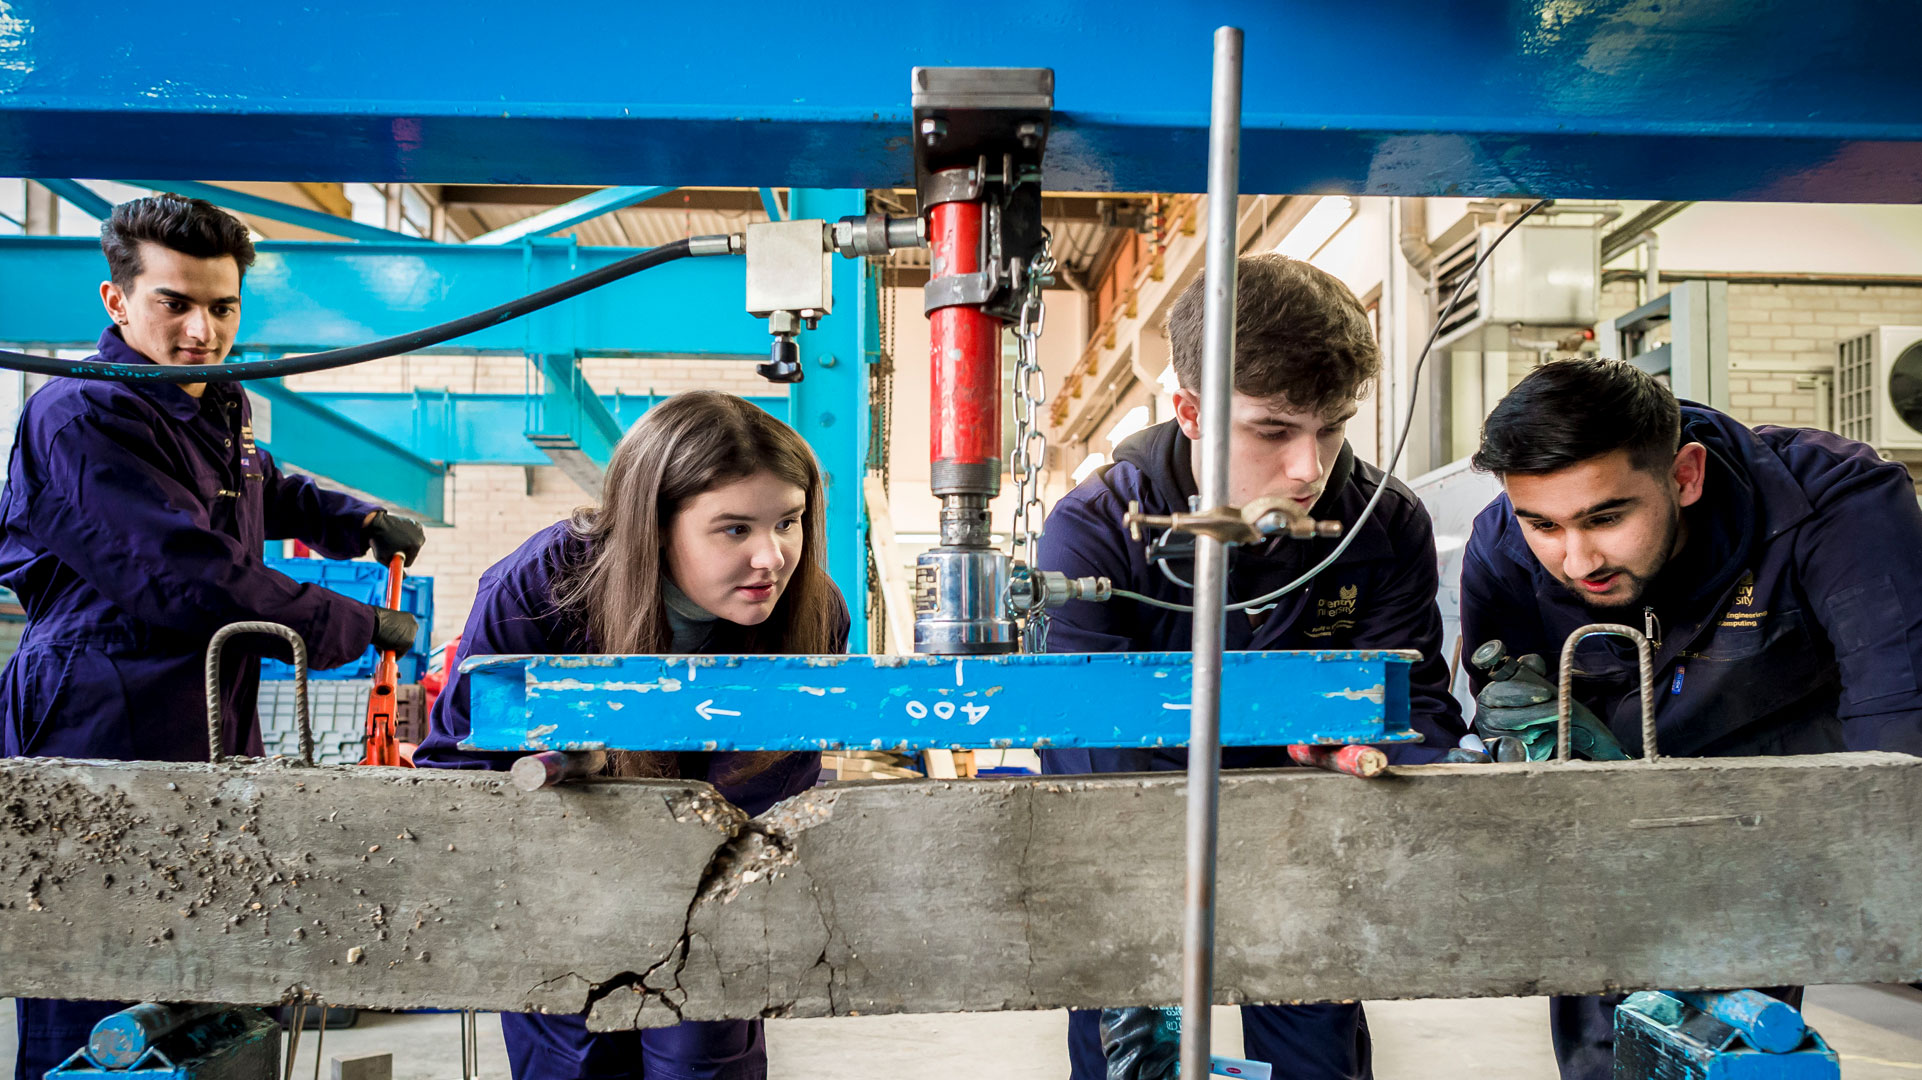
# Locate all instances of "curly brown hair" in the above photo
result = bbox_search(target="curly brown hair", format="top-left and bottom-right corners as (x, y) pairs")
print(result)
(1165, 253), (1379, 414)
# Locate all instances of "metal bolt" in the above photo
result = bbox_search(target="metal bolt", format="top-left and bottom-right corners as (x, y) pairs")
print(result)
(1017, 121), (1045, 150)
(920, 118), (947, 146)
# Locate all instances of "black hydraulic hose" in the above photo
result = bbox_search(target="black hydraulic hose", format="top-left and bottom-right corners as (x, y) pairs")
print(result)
(0, 239), (700, 383)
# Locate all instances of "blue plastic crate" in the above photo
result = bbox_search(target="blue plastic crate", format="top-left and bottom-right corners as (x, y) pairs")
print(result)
(258, 555), (433, 681)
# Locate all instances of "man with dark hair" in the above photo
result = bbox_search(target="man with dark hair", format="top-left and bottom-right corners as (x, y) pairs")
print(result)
(1, 193), (427, 1080)
(1461, 357), (1922, 1079)
(1037, 254), (1467, 1079)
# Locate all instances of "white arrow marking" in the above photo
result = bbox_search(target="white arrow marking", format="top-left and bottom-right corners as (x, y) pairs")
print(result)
(695, 699), (742, 721)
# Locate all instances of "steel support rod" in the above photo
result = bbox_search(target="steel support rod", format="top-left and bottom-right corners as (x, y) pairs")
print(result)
(1181, 24), (1243, 1080)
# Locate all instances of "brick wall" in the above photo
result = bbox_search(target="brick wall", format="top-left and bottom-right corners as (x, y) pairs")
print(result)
(1592, 281), (1922, 431)
(287, 355), (787, 644)
(1720, 284), (1922, 428)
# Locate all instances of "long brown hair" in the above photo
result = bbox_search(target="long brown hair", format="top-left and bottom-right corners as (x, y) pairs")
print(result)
(551, 390), (840, 779)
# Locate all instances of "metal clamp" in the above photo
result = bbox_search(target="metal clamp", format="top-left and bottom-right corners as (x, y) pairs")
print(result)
(206, 621), (313, 766)
(1124, 497), (1343, 545)
(1556, 623), (1658, 763)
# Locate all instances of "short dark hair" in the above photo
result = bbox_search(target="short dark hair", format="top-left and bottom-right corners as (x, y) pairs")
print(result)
(1472, 359), (1682, 476)
(100, 193), (256, 287)
(1165, 253), (1378, 415)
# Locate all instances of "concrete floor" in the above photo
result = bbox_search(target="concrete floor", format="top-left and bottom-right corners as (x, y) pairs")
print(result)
(7, 986), (1921, 1078)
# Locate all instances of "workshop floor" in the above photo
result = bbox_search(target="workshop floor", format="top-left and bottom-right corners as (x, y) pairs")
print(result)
(6, 987), (1921, 1078)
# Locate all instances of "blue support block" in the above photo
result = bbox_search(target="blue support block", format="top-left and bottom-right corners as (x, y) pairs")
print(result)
(4, 5), (1922, 200)
(0, 236), (766, 359)
(244, 379), (447, 522)
(1614, 991), (1838, 1080)
(787, 189), (870, 650)
(123, 179), (428, 244)
(470, 185), (677, 245)
(457, 650), (1418, 753)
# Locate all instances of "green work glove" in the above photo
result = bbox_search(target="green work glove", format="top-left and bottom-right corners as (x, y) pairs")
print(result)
(1468, 640), (1630, 762)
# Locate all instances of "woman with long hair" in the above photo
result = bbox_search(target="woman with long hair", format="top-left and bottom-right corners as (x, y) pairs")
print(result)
(416, 390), (848, 1080)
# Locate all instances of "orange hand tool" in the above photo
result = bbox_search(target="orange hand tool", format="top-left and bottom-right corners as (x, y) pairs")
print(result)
(360, 553), (413, 768)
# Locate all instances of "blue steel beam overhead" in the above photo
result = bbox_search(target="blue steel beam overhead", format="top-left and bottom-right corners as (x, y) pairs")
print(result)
(0, 236), (767, 357)
(31, 179), (111, 220)
(788, 189), (870, 651)
(121, 180), (429, 244)
(2, 4), (1921, 201)
(244, 378), (447, 522)
(469, 185), (676, 245)
(295, 390), (790, 466)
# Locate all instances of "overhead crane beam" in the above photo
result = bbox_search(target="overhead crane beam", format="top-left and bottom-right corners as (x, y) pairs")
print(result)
(3, 4), (1921, 200)
(3, 753), (1917, 1026)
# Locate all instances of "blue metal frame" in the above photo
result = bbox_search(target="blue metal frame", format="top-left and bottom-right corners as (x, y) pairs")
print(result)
(787, 189), (869, 650)
(31, 179), (111, 219)
(757, 187), (786, 221)
(0, 235), (765, 356)
(244, 378), (448, 521)
(4, 4), (1922, 200)
(470, 185), (676, 245)
(123, 180), (427, 244)
(458, 651), (1418, 752)
(292, 390), (790, 466)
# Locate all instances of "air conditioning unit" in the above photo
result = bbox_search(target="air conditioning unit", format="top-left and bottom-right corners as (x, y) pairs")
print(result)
(1835, 326), (1922, 451)
(1432, 222), (1600, 351)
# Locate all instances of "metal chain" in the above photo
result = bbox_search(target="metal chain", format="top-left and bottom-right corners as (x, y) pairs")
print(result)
(1011, 230), (1056, 654)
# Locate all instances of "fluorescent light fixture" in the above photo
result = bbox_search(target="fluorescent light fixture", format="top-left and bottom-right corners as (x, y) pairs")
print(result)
(1273, 196), (1355, 260)
(1105, 405), (1151, 448)
(1072, 452), (1108, 484)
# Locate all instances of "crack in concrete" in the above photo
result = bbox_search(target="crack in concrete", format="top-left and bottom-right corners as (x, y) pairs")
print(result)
(582, 787), (842, 1030)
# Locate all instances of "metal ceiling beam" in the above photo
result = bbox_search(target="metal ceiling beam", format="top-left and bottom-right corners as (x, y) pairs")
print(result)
(244, 379), (447, 521)
(1603, 201), (1697, 262)
(293, 389), (789, 467)
(30, 178), (112, 219)
(122, 180), (430, 244)
(7, 4), (1921, 200)
(439, 186), (761, 212)
(0, 235), (765, 357)
(468, 185), (677, 245)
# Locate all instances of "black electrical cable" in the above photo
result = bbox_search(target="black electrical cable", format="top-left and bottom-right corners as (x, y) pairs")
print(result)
(0, 239), (701, 383)
(1112, 199), (1554, 614)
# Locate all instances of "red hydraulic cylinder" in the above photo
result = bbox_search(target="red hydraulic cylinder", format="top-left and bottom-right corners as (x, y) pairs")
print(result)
(927, 196), (1001, 496)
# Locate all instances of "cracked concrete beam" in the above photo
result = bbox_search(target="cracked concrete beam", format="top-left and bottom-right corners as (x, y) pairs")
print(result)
(6, 753), (1922, 1028)
(0, 758), (740, 1017)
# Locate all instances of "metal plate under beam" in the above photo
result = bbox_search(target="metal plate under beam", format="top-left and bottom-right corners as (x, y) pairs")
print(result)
(4, 4), (1922, 201)
(3, 753), (1918, 1025)
(458, 651), (1417, 752)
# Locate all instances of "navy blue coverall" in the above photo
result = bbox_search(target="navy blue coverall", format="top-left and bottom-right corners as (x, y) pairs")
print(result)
(1461, 404), (1922, 1080)
(416, 521), (844, 1080)
(1036, 419), (1466, 1080)
(1, 329), (386, 1079)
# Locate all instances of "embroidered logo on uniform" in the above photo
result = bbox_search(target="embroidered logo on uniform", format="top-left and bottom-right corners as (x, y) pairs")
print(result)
(1718, 572), (1766, 630)
(1317, 584), (1361, 619)
(1307, 584), (1362, 638)
(240, 423), (258, 456)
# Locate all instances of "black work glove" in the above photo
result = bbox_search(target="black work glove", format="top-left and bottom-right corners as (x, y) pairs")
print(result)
(372, 607), (419, 653)
(1099, 1007), (1180, 1080)
(366, 510), (426, 567)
